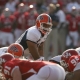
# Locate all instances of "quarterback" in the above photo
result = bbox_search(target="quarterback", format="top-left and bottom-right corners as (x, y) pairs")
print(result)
(15, 13), (52, 60)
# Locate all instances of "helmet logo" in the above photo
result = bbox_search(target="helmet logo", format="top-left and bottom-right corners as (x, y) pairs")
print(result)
(10, 46), (19, 52)
(63, 52), (71, 58)
(0, 58), (5, 64)
(40, 16), (44, 20)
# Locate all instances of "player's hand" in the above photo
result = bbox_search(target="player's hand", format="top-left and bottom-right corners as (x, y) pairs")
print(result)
(37, 56), (44, 61)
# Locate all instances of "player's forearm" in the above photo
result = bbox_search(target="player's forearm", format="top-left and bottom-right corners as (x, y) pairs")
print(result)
(27, 43), (40, 60)
(29, 47), (40, 60)
(38, 46), (44, 56)
(27, 41), (41, 60)
(12, 68), (22, 80)
(38, 42), (44, 56)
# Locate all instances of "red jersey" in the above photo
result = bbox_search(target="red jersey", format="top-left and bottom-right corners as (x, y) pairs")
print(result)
(13, 11), (25, 29)
(0, 15), (16, 32)
(0, 0), (8, 6)
(22, 0), (35, 5)
(68, 55), (80, 72)
(23, 12), (38, 29)
(66, 14), (80, 32)
(3, 59), (55, 80)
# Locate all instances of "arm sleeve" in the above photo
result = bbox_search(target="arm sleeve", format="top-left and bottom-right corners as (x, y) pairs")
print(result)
(27, 29), (40, 43)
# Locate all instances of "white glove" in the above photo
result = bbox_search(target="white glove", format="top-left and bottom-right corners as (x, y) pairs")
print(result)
(37, 56), (44, 61)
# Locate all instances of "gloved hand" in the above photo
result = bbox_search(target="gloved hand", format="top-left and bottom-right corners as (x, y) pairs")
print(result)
(37, 56), (44, 61)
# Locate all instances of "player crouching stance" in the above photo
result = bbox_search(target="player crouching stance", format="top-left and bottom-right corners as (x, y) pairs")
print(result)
(60, 49), (80, 80)
(0, 53), (65, 80)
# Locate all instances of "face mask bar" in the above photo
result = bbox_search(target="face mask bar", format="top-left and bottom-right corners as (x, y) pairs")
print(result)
(60, 60), (68, 68)
(38, 23), (52, 34)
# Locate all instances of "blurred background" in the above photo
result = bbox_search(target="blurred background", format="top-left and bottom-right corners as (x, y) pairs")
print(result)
(0, 0), (80, 60)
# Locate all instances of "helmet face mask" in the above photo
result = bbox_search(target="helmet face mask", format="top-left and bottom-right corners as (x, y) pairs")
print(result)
(60, 60), (68, 68)
(36, 13), (52, 35)
(39, 23), (52, 34)
(60, 60), (69, 71)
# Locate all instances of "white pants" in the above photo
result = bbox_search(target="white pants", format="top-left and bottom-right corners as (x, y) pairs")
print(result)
(26, 64), (65, 80)
(66, 31), (79, 46)
(0, 31), (14, 45)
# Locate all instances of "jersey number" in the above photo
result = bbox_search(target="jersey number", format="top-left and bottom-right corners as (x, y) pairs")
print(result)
(4, 66), (11, 75)
(71, 57), (79, 66)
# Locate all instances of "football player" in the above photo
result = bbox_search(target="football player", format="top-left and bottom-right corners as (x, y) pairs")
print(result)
(0, 53), (65, 80)
(0, 8), (16, 47)
(49, 49), (80, 80)
(60, 49), (79, 71)
(64, 55), (80, 80)
(15, 13), (52, 60)
(49, 55), (61, 65)
(0, 43), (24, 58)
